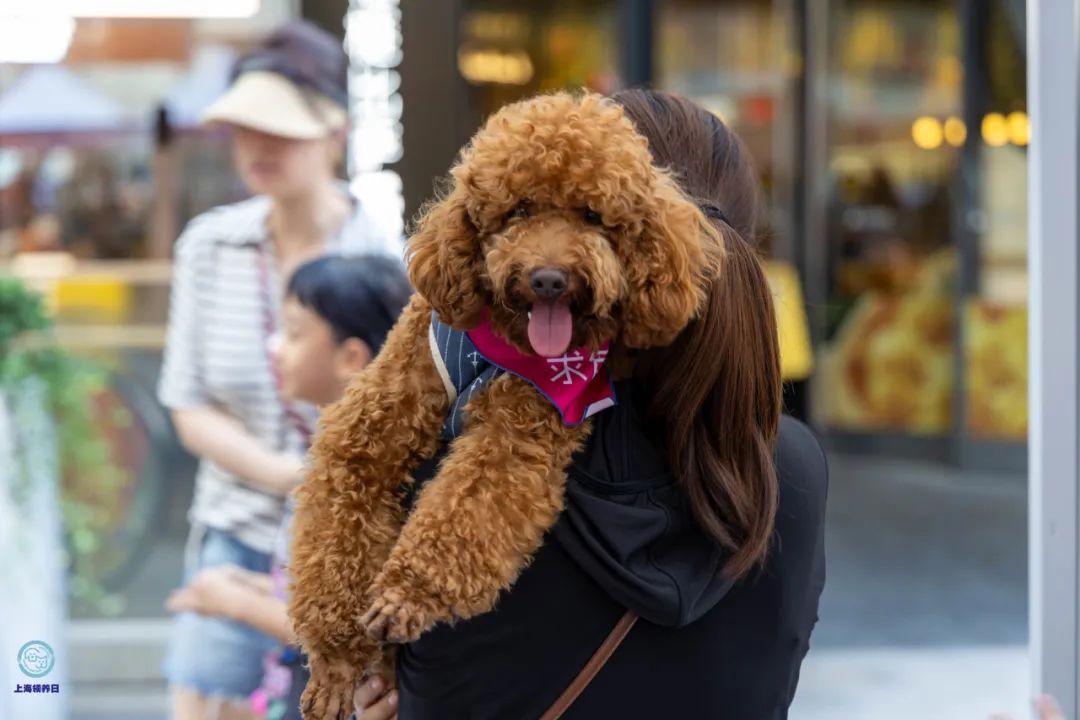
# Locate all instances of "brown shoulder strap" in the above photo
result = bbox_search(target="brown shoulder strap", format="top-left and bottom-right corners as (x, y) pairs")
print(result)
(539, 611), (639, 720)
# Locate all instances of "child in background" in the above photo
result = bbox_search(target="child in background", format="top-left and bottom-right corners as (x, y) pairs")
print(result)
(166, 254), (412, 720)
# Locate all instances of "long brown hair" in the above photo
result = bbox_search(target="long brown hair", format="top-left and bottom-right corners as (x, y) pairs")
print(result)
(612, 89), (782, 579)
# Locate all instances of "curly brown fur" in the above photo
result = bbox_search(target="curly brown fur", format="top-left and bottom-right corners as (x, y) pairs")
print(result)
(289, 295), (448, 718)
(360, 375), (591, 641)
(290, 92), (718, 719)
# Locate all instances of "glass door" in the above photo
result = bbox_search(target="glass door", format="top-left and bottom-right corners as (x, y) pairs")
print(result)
(807, 0), (1027, 469)
(813, 0), (964, 449)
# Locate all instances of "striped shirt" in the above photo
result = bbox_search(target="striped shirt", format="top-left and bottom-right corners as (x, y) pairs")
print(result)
(158, 193), (403, 554)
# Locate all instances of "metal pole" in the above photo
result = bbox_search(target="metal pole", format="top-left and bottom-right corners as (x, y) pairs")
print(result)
(772, 0), (802, 267)
(1028, 0), (1080, 712)
(950, 0), (986, 461)
(618, 0), (653, 88)
(801, 0), (829, 352)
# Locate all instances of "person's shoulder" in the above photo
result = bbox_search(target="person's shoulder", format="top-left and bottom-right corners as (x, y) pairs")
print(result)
(176, 195), (268, 255)
(774, 415), (829, 518)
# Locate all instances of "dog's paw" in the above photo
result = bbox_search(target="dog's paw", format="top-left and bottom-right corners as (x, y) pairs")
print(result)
(300, 654), (358, 720)
(360, 587), (441, 643)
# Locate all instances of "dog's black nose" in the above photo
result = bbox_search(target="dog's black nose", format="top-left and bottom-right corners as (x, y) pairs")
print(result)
(530, 268), (569, 299)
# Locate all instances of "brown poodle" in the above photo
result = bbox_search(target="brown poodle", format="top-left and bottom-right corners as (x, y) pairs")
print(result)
(288, 91), (722, 719)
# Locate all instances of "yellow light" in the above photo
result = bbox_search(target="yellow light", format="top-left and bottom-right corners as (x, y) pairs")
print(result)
(1007, 111), (1029, 146)
(943, 117), (967, 146)
(982, 113), (1009, 147)
(912, 116), (943, 150)
(457, 47), (534, 85)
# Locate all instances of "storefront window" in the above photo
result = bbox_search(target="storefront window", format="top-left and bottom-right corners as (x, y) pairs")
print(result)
(458, 1), (619, 121)
(816, 0), (1027, 446)
(656, 0), (787, 239)
(818, 0), (963, 436)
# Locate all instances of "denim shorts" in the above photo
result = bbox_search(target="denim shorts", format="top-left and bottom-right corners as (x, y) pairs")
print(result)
(163, 524), (280, 700)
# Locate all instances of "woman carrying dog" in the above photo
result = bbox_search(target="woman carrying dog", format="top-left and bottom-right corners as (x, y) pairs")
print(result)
(351, 89), (827, 719)
(158, 21), (401, 720)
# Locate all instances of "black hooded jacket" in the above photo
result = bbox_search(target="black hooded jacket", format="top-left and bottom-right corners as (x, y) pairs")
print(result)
(396, 380), (828, 719)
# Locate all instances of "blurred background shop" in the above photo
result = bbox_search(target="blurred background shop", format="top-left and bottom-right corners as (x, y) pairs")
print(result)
(395, 0), (1028, 468)
(0, 1), (1028, 717)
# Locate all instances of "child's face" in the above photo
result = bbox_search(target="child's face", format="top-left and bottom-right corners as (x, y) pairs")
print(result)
(272, 297), (371, 406)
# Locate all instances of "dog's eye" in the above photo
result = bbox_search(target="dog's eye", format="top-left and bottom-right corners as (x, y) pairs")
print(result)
(509, 202), (531, 221)
(583, 208), (603, 226)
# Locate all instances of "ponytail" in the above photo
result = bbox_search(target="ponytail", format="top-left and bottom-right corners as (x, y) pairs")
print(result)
(635, 223), (781, 578)
(615, 87), (783, 579)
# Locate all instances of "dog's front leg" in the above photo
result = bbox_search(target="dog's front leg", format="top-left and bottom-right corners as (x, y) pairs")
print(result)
(289, 296), (448, 720)
(360, 373), (591, 642)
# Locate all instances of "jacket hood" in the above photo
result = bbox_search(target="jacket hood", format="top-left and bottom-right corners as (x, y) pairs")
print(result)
(552, 380), (734, 628)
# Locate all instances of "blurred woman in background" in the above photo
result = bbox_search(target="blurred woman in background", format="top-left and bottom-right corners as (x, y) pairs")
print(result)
(157, 21), (401, 720)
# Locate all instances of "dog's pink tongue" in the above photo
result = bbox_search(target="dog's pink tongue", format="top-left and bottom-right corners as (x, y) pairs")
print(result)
(528, 301), (573, 358)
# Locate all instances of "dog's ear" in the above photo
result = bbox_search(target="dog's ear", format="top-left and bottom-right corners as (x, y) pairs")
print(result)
(406, 183), (486, 328)
(620, 176), (717, 349)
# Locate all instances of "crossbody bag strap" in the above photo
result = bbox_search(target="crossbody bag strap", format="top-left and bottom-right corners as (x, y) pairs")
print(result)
(539, 611), (638, 720)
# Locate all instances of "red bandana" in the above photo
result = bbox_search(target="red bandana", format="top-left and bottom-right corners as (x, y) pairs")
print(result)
(465, 313), (616, 426)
